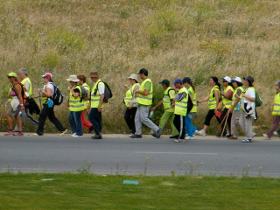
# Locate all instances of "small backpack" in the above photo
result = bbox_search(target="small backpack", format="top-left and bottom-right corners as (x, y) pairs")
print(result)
(94, 81), (113, 103)
(51, 83), (64, 105)
(255, 90), (263, 108)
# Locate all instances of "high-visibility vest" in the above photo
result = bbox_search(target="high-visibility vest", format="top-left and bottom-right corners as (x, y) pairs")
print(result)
(188, 86), (197, 113)
(163, 87), (175, 112)
(174, 87), (188, 116)
(90, 79), (103, 108)
(21, 77), (32, 97)
(82, 83), (90, 109)
(136, 78), (153, 106)
(208, 85), (220, 110)
(222, 85), (234, 109)
(272, 93), (280, 116)
(232, 86), (244, 111)
(124, 83), (138, 108)
(69, 86), (84, 112)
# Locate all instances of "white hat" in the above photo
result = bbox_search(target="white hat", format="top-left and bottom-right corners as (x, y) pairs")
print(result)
(223, 76), (231, 83)
(128, 73), (139, 82)
(66, 75), (80, 82)
(232, 76), (242, 83)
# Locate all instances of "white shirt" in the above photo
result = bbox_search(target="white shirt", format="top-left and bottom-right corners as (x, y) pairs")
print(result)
(43, 82), (54, 96)
(97, 82), (105, 95)
(241, 87), (256, 117)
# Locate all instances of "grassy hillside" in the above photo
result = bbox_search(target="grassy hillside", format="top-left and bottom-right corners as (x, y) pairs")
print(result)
(0, 0), (279, 133)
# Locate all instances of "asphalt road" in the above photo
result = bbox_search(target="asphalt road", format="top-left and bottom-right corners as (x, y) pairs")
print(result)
(0, 135), (280, 177)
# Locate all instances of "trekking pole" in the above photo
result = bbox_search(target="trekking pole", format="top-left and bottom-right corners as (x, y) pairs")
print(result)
(220, 111), (230, 137)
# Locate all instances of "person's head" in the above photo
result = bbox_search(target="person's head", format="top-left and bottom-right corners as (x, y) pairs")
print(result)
(159, 79), (170, 90)
(182, 77), (195, 90)
(73, 87), (81, 97)
(66, 75), (80, 87)
(7, 72), (18, 84)
(17, 67), (28, 80)
(77, 75), (87, 85)
(174, 78), (183, 90)
(127, 73), (139, 85)
(231, 77), (243, 88)
(210, 76), (220, 89)
(275, 80), (280, 93)
(222, 76), (231, 87)
(243, 76), (254, 88)
(138, 68), (148, 80)
(42, 72), (53, 84)
(90, 72), (99, 82)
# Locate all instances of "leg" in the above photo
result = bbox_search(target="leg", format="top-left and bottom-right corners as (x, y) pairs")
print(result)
(74, 111), (83, 136)
(36, 105), (48, 135)
(203, 109), (215, 132)
(245, 117), (254, 140)
(47, 107), (65, 132)
(139, 106), (159, 133)
(159, 111), (170, 131)
(134, 107), (142, 135)
(185, 114), (191, 136)
(89, 108), (101, 136)
(69, 112), (76, 134)
(267, 116), (280, 138)
(173, 114), (180, 136)
(170, 114), (179, 136)
(130, 107), (137, 134)
(81, 110), (92, 129)
(124, 108), (134, 133)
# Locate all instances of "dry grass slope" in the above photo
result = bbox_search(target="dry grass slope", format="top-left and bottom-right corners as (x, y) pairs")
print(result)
(0, 0), (279, 133)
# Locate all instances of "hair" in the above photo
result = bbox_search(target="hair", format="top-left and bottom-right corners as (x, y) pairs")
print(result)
(139, 68), (148, 76)
(210, 76), (221, 90)
(90, 72), (98, 76)
(77, 75), (86, 83)
(276, 80), (280, 88)
(183, 77), (195, 91)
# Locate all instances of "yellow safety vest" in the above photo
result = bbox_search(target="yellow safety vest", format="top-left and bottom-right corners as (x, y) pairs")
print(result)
(222, 85), (234, 109)
(174, 87), (188, 116)
(208, 85), (220, 110)
(232, 86), (244, 111)
(136, 78), (153, 106)
(272, 93), (280, 116)
(188, 86), (197, 113)
(82, 83), (90, 110)
(124, 83), (138, 108)
(90, 79), (103, 108)
(163, 87), (175, 112)
(69, 86), (84, 112)
(21, 77), (32, 97)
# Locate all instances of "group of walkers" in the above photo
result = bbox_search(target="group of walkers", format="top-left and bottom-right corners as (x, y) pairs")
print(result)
(4, 68), (280, 143)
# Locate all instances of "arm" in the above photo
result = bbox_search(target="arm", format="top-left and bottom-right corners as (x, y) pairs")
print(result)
(214, 90), (220, 111)
(198, 96), (209, 103)
(14, 84), (24, 110)
(151, 100), (163, 111)
(98, 82), (105, 112)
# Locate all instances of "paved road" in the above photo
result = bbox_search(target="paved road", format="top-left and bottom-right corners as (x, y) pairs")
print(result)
(0, 135), (280, 177)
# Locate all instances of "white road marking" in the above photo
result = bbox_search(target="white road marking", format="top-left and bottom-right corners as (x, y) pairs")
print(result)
(135, 151), (218, 155)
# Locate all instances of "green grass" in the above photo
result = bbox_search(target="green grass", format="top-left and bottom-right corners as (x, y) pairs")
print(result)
(0, 173), (280, 210)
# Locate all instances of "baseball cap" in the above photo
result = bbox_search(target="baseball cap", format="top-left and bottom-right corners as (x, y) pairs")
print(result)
(7, 72), (17, 78)
(174, 78), (182, 84)
(159, 79), (170, 86)
(232, 76), (242, 84)
(223, 76), (231, 83)
(42, 72), (53, 79)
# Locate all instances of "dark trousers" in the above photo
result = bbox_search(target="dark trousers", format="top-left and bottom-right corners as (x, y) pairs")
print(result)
(36, 104), (65, 135)
(69, 111), (83, 136)
(204, 109), (221, 126)
(220, 108), (232, 136)
(173, 114), (186, 139)
(267, 116), (280, 138)
(89, 108), (102, 135)
(124, 107), (137, 134)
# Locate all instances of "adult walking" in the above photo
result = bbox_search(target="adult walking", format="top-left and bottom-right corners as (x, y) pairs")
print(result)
(5, 72), (25, 136)
(36, 72), (67, 136)
(183, 77), (197, 140)
(89, 72), (105, 139)
(263, 80), (280, 139)
(228, 77), (244, 140)
(67, 75), (84, 137)
(197, 77), (221, 136)
(124, 74), (140, 136)
(173, 79), (189, 142)
(131, 68), (161, 138)
(151, 79), (178, 138)
(240, 76), (256, 143)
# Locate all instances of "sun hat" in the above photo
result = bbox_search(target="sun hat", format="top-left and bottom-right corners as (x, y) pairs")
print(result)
(128, 73), (139, 82)
(66, 75), (80, 82)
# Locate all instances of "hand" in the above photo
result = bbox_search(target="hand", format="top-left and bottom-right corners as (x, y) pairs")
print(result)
(228, 108), (233, 113)
(20, 104), (25, 111)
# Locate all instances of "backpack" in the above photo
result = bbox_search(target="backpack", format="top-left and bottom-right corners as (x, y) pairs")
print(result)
(93, 81), (113, 103)
(187, 94), (193, 114)
(51, 83), (64, 105)
(255, 90), (263, 108)
(79, 86), (88, 102)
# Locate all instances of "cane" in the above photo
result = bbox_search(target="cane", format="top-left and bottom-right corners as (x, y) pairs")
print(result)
(220, 111), (230, 137)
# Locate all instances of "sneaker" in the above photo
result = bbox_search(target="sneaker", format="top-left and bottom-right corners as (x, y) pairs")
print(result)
(185, 136), (194, 140)
(72, 134), (82, 138)
(130, 134), (142, 138)
(173, 139), (181, 143)
(129, 133), (135, 138)
(262, 133), (271, 140)
(242, 139), (252, 143)
(60, 129), (68, 136)
(228, 136), (238, 140)
(152, 128), (162, 139)
(169, 135), (179, 139)
(197, 129), (206, 136)
(4, 131), (14, 136)
(273, 131), (278, 136)
(91, 134), (102, 140)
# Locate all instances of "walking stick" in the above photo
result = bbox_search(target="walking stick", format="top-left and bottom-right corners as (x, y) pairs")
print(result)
(220, 111), (230, 137)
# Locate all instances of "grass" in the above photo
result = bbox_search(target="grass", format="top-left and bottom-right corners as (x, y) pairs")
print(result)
(0, 173), (280, 210)
(0, 0), (279, 133)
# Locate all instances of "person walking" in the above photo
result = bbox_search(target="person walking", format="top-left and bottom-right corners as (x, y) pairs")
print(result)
(5, 72), (25, 136)
(89, 72), (105, 139)
(124, 74), (140, 136)
(77, 74), (93, 133)
(131, 68), (161, 138)
(173, 79), (189, 143)
(151, 79), (178, 138)
(220, 76), (234, 137)
(240, 76), (256, 143)
(183, 77), (197, 140)
(197, 77), (221, 136)
(228, 77), (244, 140)
(263, 80), (280, 139)
(36, 72), (67, 136)
(67, 75), (84, 137)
